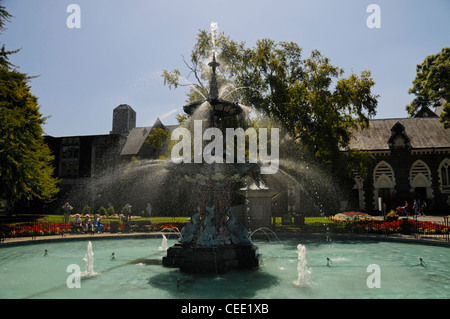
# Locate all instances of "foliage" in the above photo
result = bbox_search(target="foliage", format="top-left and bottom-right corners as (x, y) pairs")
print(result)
(0, 3), (19, 69)
(144, 127), (170, 158)
(0, 220), (188, 238)
(175, 113), (188, 124)
(409, 219), (450, 234)
(237, 42), (377, 183)
(2, 216), (448, 238)
(145, 127), (169, 149)
(386, 210), (398, 218)
(97, 206), (107, 215)
(1, 222), (71, 237)
(330, 211), (376, 221)
(0, 3), (11, 33)
(345, 219), (403, 234)
(406, 47), (450, 128)
(0, 67), (60, 205)
(107, 205), (115, 216)
(81, 204), (91, 215)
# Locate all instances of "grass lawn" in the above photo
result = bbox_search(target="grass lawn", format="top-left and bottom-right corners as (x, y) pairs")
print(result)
(3, 214), (331, 227)
(1, 214), (190, 225)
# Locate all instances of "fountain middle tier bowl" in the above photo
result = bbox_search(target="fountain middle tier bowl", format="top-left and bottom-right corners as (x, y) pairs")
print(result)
(165, 161), (260, 182)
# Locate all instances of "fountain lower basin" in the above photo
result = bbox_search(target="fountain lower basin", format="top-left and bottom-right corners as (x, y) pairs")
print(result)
(1, 236), (449, 299)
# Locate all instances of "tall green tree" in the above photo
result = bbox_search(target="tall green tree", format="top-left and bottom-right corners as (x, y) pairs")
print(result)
(0, 3), (59, 208)
(406, 47), (450, 128)
(237, 41), (378, 178)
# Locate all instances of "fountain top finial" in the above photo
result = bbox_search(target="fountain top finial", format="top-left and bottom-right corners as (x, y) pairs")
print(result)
(208, 52), (220, 74)
(208, 52), (220, 101)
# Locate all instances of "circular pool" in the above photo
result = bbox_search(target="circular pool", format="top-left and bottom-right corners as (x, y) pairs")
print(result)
(0, 236), (449, 299)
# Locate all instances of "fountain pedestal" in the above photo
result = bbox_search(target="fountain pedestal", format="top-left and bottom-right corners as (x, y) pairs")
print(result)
(237, 180), (278, 229)
(163, 243), (259, 274)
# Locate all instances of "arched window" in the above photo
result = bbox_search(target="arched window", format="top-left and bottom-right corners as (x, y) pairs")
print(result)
(410, 160), (432, 199)
(373, 161), (395, 210)
(373, 161), (395, 187)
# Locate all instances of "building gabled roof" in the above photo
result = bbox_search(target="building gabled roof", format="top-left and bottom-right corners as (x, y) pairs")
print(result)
(119, 117), (179, 156)
(348, 117), (450, 151)
(414, 106), (439, 118)
(120, 126), (153, 156)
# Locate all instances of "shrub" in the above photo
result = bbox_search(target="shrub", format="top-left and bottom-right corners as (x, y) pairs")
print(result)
(107, 205), (115, 216)
(98, 206), (107, 216)
(82, 204), (91, 215)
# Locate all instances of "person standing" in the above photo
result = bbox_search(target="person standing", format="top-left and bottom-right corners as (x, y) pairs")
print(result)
(62, 202), (72, 223)
(146, 203), (152, 218)
(413, 199), (419, 218)
(420, 200), (427, 216)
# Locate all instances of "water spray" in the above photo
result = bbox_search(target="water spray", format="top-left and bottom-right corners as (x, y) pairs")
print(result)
(210, 21), (218, 53)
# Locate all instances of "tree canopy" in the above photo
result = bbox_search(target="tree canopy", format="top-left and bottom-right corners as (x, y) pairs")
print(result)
(406, 47), (450, 128)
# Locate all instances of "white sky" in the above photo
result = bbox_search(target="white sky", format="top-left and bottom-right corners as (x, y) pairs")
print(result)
(2, 0), (449, 137)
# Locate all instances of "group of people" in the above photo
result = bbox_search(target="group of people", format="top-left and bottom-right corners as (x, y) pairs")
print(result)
(62, 201), (154, 234)
(397, 199), (427, 217)
(412, 199), (427, 217)
(63, 202), (105, 233)
(72, 213), (104, 233)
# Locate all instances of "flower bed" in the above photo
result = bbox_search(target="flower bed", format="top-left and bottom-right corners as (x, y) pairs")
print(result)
(331, 211), (376, 222)
(347, 219), (403, 234)
(409, 219), (450, 235)
(1, 222), (72, 237)
(153, 222), (186, 232)
(331, 218), (450, 235)
(0, 221), (188, 238)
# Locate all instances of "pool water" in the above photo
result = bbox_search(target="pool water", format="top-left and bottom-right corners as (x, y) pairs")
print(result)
(0, 237), (449, 299)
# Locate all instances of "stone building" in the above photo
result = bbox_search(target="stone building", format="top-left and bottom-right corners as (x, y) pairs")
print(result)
(42, 104), (450, 216)
(346, 107), (450, 215)
(43, 104), (178, 214)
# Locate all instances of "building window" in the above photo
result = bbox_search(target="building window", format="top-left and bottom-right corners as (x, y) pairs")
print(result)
(410, 160), (432, 199)
(442, 166), (449, 185)
(393, 136), (405, 148)
(388, 122), (410, 150)
(60, 139), (80, 178)
(373, 161), (395, 210)
(439, 159), (450, 193)
(373, 161), (395, 186)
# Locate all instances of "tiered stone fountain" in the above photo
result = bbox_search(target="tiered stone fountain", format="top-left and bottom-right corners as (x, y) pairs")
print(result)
(162, 53), (262, 274)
